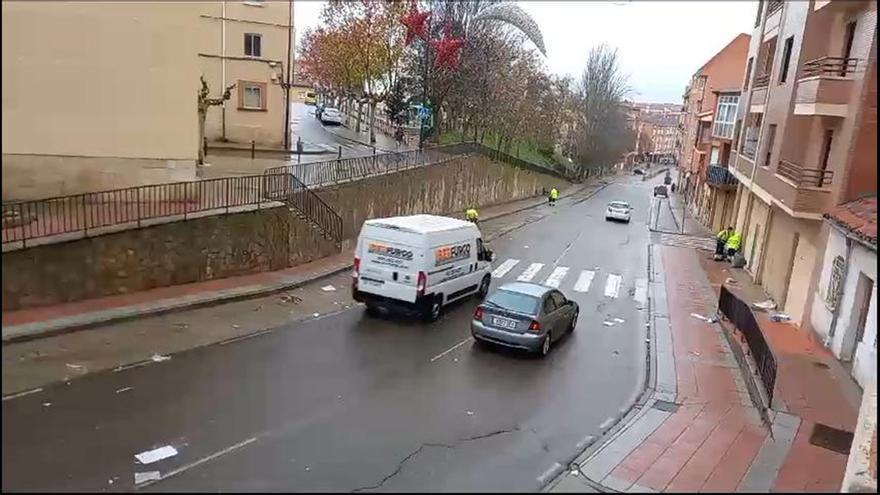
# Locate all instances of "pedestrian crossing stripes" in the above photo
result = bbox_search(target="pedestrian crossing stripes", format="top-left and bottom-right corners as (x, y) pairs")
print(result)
(604, 274), (622, 298)
(543, 267), (569, 288)
(491, 258), (640, 301)
(492, 258), (520, 278)
(573, 270), (595, 293)
(517, 263), (544, 282)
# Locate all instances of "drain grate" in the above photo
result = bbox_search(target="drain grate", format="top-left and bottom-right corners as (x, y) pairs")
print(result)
(652, 400), (680, 413)
(809, 423), (854, 455)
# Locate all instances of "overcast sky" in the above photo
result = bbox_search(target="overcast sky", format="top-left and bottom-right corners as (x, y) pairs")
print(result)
(294, 0), (758, 103)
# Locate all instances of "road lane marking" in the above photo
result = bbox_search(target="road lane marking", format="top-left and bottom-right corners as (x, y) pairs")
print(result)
(135, 436), (258, 489)
(2, 387), (44, 401)
(491, 258), (520, 278)
(430, 337), (474, 362)
(543, 267), (569, 288)
(573, 270), (596, 293)
(634, 278), (648, 305)
(114, 360), (154, 373)
(517, 263), (544, 282)
(604, 274), (622, 298)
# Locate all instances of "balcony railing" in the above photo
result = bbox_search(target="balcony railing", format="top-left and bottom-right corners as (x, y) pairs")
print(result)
(767, 0), (784, 15)
(707, 165), (739, 188)
(754, 73), (771, 88)
(802, 56), (860, 78)
(777, 160), (834, 188)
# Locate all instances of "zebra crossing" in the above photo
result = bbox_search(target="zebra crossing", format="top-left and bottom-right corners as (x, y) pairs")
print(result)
(491, 258), (647, 304)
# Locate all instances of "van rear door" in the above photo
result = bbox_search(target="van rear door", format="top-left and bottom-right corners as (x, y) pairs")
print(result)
(359, 237), (419, 302)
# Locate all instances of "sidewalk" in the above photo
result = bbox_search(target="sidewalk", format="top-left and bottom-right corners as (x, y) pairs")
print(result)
(325, 117), (416, 153)
(2, 181), (592, 345)
(549, 242), (858, 493)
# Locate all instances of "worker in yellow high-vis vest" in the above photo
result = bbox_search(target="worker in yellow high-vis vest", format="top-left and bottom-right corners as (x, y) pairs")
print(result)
(549, 187), (559, 206)
(465, 207), (479, 223)
(715, 226), (733, 260)
(725, 230), (743, 261)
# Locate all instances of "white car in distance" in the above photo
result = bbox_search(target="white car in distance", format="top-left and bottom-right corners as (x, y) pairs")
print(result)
(320, 107), (343, 125)
(605, 201), (632, 223)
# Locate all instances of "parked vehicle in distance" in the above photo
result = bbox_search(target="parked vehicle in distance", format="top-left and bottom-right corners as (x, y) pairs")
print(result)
(321, 107), (343, 125)
(472, 282), (578, 356)
(633, 168), (644, 175)
(352, 214), (494, 322)
(653, 184), (668, 198)
(305, 92), (317, 105)
(605, 200), (632, 223)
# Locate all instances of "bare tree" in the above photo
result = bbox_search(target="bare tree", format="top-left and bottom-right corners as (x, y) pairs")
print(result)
(197, 76), (235, 165)
(570, 44), (633, 178)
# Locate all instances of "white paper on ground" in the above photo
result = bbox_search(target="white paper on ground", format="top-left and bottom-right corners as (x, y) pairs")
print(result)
(602, 321), (615, 327)
(134, 445), (178, 464)
(753, 299), (777, 310)
(321, 285), (336, 292)
(613, 318), (625, 323)
(150, 354), (171, 363)
(134, 471), (161, 484)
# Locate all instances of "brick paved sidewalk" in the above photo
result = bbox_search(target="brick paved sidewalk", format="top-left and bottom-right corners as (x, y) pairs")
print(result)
(2, 182), (597, 344)
(550, 244), (858, 493)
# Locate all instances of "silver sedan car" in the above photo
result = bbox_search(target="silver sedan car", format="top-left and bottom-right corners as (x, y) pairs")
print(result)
(471, 282), (579, 356)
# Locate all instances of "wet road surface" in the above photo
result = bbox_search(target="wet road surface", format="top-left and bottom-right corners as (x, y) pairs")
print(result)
(2, 175), (659, 492)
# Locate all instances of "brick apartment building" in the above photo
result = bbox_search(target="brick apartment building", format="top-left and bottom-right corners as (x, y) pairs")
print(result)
(727, 0), (876, 350)
(676, 33), (751, 232)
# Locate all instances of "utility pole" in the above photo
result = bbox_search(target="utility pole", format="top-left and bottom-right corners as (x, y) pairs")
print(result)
(282, 0), (293, 150)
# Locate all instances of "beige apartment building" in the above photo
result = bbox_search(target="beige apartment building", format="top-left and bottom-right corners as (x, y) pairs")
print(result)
(2, 2), (202, 200)
(1, 1), (293, 201)
(729, 0), (877, 325)
(199, 1), (294, 148)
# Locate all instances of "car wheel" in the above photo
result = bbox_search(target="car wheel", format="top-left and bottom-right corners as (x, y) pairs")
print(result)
(569, 310), (579, 333)
(539, 333), (551, 357)
(365, 304), (380, 317)
(423, 297), (442, 322)
(477, 275), (491, 299)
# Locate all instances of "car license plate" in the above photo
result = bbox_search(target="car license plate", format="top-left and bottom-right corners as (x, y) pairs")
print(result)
(492, 317), (517, 329)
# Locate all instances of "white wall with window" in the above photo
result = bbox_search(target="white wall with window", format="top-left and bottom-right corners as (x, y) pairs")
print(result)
(712, 94), (739, 139)
(810, 225), (877, 388)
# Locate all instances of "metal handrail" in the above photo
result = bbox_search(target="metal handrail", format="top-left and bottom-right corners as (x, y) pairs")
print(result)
(802, 56), (861, 78)
(263, 173), (343, 243)
(777, 159), (834, 188)
(719, 285), (777, 404)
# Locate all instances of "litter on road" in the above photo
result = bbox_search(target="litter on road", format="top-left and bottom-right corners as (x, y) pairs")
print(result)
(602, 321), (615, 327)
(134, 471), (161, 485)
(690, 313), (718, 323)
(466, 410), (475, 416)
(613, 318), (625, 323)
(770, 313), (791, 322)
(150, 354), (171, 363)
(65, 363), (84, 370)
(753, 299), (777, 310)
(313, 313), (320, 317)
(321, 285), (336, 292)
(115, 387), (133, 394)
(134, 445), (178, 465)
(42, 402), (51, 407)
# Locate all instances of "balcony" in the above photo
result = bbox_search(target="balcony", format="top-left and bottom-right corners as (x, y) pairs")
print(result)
(752, 161), (833, 216)
(707, 165), (739, 189)
(793, 57), (859, 117)
(777, 159), (834, 188)
(754, 73), (771, 88)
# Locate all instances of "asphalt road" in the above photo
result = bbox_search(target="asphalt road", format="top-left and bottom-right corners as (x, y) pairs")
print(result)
(291, 103), (406, 159)
(2, 175), (659, 492)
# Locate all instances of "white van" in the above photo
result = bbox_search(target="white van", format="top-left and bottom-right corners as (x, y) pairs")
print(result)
(352, 214), (495, 321)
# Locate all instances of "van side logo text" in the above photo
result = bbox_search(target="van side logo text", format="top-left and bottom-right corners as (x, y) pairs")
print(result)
(368, 243), (414, 261)
(435, 243), (470, 266)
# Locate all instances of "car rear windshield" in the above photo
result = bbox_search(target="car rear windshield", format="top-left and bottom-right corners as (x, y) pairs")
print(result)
(609, 202), (629, 209)
(485, 289), (540, 315)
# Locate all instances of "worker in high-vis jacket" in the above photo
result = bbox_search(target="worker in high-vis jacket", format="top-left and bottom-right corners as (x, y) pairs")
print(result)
(715, 226), (733, 259)
(549, 187), (559, 205)
(725, 230), (743, 260)
(465, 207), (479, 223)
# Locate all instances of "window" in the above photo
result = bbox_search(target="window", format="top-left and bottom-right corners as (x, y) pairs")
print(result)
(818, 129), (834, 186)
(244, 33), (262, 57)
(549, 291), (567, 309)
(542, 295), (558, 314)
(841, 21), (857, 76)
(712, 95), (739, 139)
(826, 255), (845, 310)
(779, 36), (794, 83)
(239, 82), (266, 110)
(762, 124), (777, 167)
(744, 57), (754, 90)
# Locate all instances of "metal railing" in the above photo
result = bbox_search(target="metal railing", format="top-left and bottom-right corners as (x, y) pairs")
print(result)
(754, 73), (771, 88)
(707, 165), (738, 187)
(802, 56), (861, 78)
(767, 0), (784, 15)
(263, 173), (343, 243)
(2, 175), (291, 247)
(718, 285), (777, 404)
(778, 159), (834, 187)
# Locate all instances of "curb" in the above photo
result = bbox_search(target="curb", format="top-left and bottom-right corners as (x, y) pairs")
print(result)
(542, 228), (659, 492)
(206, 143), (334, 156)
(3, 186), (592, 345)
